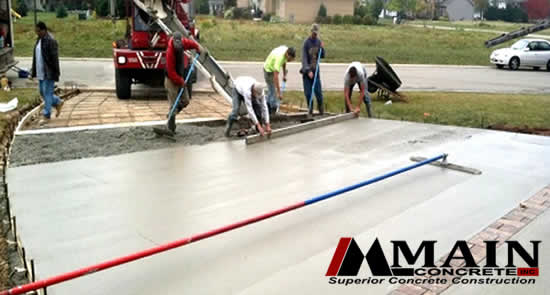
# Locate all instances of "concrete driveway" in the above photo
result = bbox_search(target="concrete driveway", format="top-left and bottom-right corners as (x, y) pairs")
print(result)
(8, 119), (550, 294)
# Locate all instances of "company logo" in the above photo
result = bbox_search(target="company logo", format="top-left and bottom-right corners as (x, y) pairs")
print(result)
(326, 238), (539, 286)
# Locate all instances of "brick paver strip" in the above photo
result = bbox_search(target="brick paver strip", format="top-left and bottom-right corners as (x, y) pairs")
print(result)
(389, 185), (550, 295)
(24, 91), (233, 130)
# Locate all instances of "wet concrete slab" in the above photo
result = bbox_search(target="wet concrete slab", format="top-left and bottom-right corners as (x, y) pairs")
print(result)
(7, 119), (550, 294)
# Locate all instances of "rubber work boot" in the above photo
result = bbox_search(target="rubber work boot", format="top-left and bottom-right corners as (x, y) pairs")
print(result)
(224, 119), (234, 137)
(318, 104), (325, 116)
(167, 114), (176, 134)
(366, 102), (373, 118)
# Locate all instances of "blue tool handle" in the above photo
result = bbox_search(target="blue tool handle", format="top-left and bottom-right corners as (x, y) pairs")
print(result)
(308, 47), (323, 112)
(168, 54), (200, 119)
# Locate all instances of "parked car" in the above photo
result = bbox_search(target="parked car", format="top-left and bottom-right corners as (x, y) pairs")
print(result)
(490, 39), (550, 71)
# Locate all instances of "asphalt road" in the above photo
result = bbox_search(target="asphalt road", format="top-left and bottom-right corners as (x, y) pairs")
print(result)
(9, 57), (550, 94)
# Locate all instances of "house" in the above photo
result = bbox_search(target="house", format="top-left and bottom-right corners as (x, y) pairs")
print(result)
(208, 0), (224, 15)
(23, 0), (46, 11)
(441, 0), (474, 20)
(261, 0), (354, 24)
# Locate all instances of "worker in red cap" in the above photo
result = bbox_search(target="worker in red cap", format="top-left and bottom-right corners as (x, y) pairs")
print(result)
(163, 31), (200, 135)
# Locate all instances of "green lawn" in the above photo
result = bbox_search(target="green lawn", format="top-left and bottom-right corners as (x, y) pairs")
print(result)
(0, 88), (39, 131)
(196, 17), (501, 64)
(11, 13), (521, 65)
(13, 12), (126, 58)
(283, 91), (550, 130)
(408, 19), (550, 36)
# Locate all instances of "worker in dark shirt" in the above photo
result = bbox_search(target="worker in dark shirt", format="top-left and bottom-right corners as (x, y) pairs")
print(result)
(300, 24), (325, 115)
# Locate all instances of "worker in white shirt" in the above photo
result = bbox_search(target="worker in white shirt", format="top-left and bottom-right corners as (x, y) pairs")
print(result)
(344, 62), (372, 117)
(225, 76), (271, 137)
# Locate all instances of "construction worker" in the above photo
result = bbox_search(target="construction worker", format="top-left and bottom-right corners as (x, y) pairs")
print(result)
(225, 76), (271, 137)
(300, 23), (325, 115)
(263, 45), (296, 114)
(344, 62), (373, 117)
(31, 21), (63, 125)
(163, 31), (200, 135)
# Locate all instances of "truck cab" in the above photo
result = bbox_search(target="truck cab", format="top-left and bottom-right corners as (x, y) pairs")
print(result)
(113, 0), (198, 99)
(0, 0), (17, 75)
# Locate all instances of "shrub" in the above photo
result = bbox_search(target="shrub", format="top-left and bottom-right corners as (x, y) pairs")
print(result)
(343, 15), (354, 24)
(353, 15), (362, 24)
(362, 15), (377, 25)
(332, 14), (343, 24)
(315, 15), (332, 24)
(56, 5), (68, 18)
(317, 3), (327, 17)
(262, 13), (272, 21)
(233, 7), (243, 19)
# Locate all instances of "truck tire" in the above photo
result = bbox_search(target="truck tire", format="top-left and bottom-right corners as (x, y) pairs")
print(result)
(116, 69), (131, 99)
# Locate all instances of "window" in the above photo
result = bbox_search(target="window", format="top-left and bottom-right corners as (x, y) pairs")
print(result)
(511, 40), (529, 49)
(536, 41), (550, 51)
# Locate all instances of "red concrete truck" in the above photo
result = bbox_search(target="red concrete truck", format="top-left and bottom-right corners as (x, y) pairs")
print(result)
(112, 0), (200, 99)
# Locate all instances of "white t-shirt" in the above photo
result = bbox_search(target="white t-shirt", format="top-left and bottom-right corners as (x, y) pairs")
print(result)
(235, 76), (269, 125)
(35, 39), (45, 80)
(344, 62), (368, 90)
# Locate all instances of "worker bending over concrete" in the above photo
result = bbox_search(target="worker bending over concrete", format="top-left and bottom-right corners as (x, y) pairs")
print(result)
(263, 46), (296, 114)
(225, 76), (271, 137)
(344, 62), (372, 117)
(164, 32), (200, 135)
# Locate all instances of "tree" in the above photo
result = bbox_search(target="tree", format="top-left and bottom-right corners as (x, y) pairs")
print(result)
(17, 0), (28, 17)
(197, 0), (210, 14)
(387, 0), (417, 16)
(355, 4), (368, 17)
(95, 0), (110, 17)
(318, 3), (327, 17)
(368, 0), (385, 19)
(473, 0), (489, 19)
(224, 0), (237, 7)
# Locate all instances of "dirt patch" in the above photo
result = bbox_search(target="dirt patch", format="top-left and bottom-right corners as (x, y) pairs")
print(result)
(488, 125), (550, 136)
(10, 114), (332, 167)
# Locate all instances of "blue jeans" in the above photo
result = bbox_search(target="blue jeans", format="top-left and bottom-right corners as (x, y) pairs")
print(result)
(228, 89), (264, 123)
(228, 88), (243, 122)
(264, 70), (278, 113)
(39, 80), (62, 118)
(303, 74), (323, 113)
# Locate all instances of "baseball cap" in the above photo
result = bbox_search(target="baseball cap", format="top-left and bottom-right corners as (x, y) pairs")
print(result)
(311, 23), (320, 34)
(253, 82), (265, 98)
